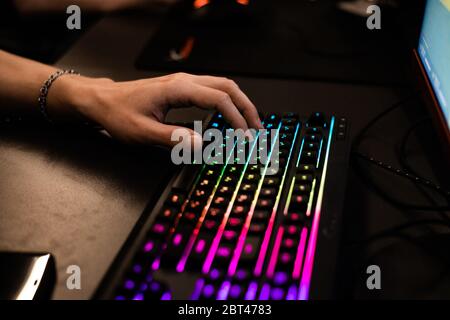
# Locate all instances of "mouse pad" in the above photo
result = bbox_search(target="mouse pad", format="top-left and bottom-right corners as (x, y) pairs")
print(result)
(136, 0), (410, 85)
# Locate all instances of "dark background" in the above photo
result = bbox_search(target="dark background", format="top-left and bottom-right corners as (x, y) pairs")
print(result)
(0, 0), (449, 299)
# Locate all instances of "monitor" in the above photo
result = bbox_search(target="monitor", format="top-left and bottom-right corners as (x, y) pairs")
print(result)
(415, 0), (450, 153)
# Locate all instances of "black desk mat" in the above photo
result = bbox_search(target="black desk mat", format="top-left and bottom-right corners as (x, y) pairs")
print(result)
(136, 0), (412, 85)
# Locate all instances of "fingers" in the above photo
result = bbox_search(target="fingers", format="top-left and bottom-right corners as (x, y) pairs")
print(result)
(165, 80), (250, 131)
(135, 116), (203, 150)
(192, 76), (263, 129)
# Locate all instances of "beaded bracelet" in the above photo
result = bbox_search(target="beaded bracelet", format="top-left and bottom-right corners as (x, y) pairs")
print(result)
(38, 69), (80, 123)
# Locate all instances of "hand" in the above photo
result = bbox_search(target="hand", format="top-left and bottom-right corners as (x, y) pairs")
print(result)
(51, 73), (263, 148)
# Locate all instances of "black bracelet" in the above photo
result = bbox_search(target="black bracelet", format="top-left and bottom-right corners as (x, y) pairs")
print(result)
(38, 69), (80, 123)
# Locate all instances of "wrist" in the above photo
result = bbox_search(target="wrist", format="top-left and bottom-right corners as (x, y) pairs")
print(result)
(47, 75), (114, 124)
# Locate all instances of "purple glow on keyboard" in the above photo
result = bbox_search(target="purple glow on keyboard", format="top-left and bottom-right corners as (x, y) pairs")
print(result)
(283, 238), (295, 248)
(140, 283), (148, 291)
(202, 132), (263, 275)
(245, 282), (258, 300)
(124, 280), (135, 290)
(132, 264), (142, 273)
(244, 243), (253, 254)
(195, 239), (206, 253)
(266, 227), (284, 278)
(271, 287), (284, 300)
(274, 271), (288, 286)
(133, 293), (144, 300)
(236, 269), (247, 281)
(151, 258), (160, 271)
(161, 292), (171, 300)
(258, 283), (271, 300)
(143, 241), (154, 252)
(115, 296), (125, 300)
(298, 117), (335, 300)
(287, 225), (297, 235)
(153, 223), (165, 234)
(254, 123), (300, 276)
(217, 246), (231, 257)
(210, 268), (220, 280)
(150, 282), (160, 292)
(286, 285), (297, 300)
(203, 284), (215, 298)
(229, 284), (242, 299)
(177, 162), (230, 273)
(190, 279), (205, 300)
(217, 281), (231, 300)
(223, 230), (236, 240)
(280, 252), (291, 264)
(173, 233), (183, 246)
(292, 227), (308, 279)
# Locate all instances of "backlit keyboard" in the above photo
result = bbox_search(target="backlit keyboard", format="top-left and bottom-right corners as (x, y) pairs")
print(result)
(98, 112), (350, 300)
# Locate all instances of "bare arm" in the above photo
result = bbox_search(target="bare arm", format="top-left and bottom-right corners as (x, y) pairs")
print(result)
(0, 50), (262, 147)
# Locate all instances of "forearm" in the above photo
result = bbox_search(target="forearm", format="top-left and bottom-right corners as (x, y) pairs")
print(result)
(0, 50), (97, 122)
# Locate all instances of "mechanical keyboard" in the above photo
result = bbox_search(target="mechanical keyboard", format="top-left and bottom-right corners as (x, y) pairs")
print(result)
(96, 111), (350, 300)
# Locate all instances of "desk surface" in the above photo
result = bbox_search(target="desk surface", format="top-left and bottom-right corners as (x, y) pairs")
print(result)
(0, 12), (446, 299)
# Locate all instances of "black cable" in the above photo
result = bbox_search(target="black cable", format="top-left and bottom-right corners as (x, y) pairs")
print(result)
(397, 118), (450, 221)
(398, 118), (431, 179)
(352, 155), (450, 212)
(351, 94), (450, 211)
(352, 94), (416, 151)
(353, 152), (450, 206)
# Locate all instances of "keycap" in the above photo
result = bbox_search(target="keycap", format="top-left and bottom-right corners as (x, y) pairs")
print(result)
(228, 283), (245, 300)
(263, 177), (280, 187)
(252, 210), (271, 221)
(150, 221), (170, 237)
(301, 151), (318, 164)
(235, 194), (251, 205)
(232, 205), (249, 216)
(260, 187), (277, 198)
(165, 191), (185, 207)
(294, 184), (311, 194)
(228, 217), (244, 229)
(179, 211), (198, 225)
(159, 207), (179, 221)
(203, 218), (219, 232)
(241, 183), (257, 193)
(126, 280), (167, 300)
(243, 173), (259, 183)
(307, 112), (326, 127)
(289, 194), (309, 210)
(249, 222), (267, 235)
(216, 185), (233, 197)
(296, 174), (313, 183)
(303, 142), (319, 150)
(238, 236), (262, 265)
(186, 235), (214, 269)
(297, 164), (314, 173)
(212, 196), (228, 207)
(222, 175), (237, 185)
(256, 198), (274, 209)
(208, 207), (225, 221)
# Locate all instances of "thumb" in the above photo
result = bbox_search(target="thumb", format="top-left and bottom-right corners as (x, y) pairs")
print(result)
(148, 120), (203, 151)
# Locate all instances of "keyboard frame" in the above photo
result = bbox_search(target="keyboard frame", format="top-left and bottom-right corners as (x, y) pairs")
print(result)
(94, 113), (351, 300)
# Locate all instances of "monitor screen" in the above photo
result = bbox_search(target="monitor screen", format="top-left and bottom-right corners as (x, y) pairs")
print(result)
(418, 0), (450, 130)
